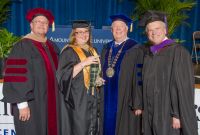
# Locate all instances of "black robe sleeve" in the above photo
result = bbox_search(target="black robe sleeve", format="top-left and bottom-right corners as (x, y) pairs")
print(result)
(170, 45), (198, 135)
(57, 47), (77, 109)
(119, 45), (144, 110)
(99, 44), (107, 135)
(2, 40), (34, 103)
(132, 46), (144, 110)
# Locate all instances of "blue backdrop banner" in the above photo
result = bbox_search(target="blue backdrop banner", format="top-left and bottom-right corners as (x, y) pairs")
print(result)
(47, 26), (113, 53)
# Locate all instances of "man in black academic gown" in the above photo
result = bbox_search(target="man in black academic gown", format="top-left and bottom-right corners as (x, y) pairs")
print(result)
(2, 8), (60, 135)
(139, 10), (198, 135)
(100, 14), (144, 135)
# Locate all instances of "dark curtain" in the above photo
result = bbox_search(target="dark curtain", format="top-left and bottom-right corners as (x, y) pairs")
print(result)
(3, 0), (200, 52)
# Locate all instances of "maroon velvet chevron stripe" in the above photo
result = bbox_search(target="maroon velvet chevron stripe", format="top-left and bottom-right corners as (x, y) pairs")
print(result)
(4, 76), (27, 82)
(5, 68), (27, 74)
(6, 59), (27, 65)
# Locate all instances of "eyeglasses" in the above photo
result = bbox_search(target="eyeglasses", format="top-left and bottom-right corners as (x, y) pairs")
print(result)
(75, 30), (89, 35)
(32, 20), (49, 25)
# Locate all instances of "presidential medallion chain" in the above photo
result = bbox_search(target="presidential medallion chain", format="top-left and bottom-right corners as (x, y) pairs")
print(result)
(106, 41), (126, 78)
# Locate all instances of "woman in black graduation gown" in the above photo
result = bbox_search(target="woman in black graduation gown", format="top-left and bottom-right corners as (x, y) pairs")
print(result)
(57, 20), (104, 135)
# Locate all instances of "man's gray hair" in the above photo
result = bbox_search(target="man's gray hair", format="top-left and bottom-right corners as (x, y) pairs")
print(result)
(145, 21), (166, 33)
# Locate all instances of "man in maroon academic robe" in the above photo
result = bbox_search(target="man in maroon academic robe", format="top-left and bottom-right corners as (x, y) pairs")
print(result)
(2, 8), (60, 135)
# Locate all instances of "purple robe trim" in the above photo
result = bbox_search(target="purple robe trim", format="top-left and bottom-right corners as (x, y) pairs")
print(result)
(150, 39), (174, 54)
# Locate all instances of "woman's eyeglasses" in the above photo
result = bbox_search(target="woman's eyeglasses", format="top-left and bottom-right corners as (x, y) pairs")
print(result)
(75, 30), (89, 35)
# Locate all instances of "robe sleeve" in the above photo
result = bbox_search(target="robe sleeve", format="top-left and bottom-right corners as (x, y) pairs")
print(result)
(170, 45), (198, 135)
(2, 40), (34, 103)
(100, 45), (107, 77)
(57, 47), (77, 109)
(129, 46), (144, 110)
(98, 45), (107, 135)
(99, 44), (107, 107)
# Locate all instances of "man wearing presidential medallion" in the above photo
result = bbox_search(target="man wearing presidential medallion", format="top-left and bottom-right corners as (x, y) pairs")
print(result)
(99, 14), (144, 135)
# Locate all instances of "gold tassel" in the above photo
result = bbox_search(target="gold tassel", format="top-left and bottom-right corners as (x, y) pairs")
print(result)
(52, 21), (55, 32)
(130, 23), (133, 32)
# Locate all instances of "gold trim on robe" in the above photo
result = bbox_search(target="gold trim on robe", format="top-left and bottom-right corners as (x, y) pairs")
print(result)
(69, 45), (99, 90)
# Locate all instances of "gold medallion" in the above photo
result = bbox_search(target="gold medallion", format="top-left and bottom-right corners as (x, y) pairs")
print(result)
(106, 67), (115, 78)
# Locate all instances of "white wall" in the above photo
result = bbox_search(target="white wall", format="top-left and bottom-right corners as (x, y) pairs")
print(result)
(195, 88), (200, 134)
(0, 83), (15, 135)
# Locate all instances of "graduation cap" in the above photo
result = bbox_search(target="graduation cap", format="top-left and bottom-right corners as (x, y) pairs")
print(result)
(109, 14), (133, 32)
(26, 8), (55, 31)
(72, 20), (91, 29)
(139, 10), (167, 27)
